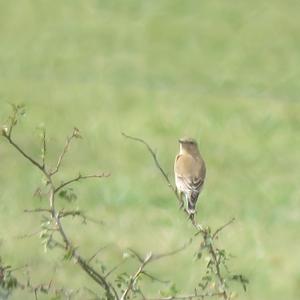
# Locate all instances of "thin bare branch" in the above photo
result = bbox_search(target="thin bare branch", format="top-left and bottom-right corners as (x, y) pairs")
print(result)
(141, 271), (169, 284)
(4, 135), (45, 173)
(87, 245), (110, 263)
(41, 128), (46, 168)
(122, 241), (191, 300)
(54, 172), (110, 194)
(122, 133), (174, 192)
(24, 208), (51, 214)
(84, 287), (101, 299)
(104, 260), (127, 279)
(57, 209), (99, 225)
(122, 133), (197, 227)
(151, 239), (192, 261)
(16, 230), (41, 239)
(128, 248), (144, 263)
(50, 127), (81, 176)
(120, 252), (153, 300)
(144, 292), (225, 300)
(212, 218), (235, 240)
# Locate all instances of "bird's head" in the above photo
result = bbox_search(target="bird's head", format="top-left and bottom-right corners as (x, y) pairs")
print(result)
(178, 137), (199, 154)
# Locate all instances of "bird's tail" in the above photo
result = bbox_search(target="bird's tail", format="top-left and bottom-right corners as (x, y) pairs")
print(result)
(187, 201), (196, 215)
(187, 191), (199, 215)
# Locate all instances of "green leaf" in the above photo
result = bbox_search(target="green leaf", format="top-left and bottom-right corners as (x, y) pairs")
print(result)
(159, 282), (179, 297)
(63, 247), (74, 261)
(231, 274), (249, 291)
(58, 188), (77, 202)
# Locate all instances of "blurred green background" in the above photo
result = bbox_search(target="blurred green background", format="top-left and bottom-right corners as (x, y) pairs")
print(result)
(0, 0), (300, 299)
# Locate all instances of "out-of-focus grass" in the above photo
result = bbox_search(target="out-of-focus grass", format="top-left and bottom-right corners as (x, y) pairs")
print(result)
(0, 1), (300, 299)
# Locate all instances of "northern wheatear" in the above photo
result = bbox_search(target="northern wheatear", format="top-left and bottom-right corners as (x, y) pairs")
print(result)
(174, 138), (206, 216)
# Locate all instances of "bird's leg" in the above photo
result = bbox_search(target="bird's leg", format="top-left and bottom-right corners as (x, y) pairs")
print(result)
(187, 211), (196, 222)
(186, 212), (193, 221)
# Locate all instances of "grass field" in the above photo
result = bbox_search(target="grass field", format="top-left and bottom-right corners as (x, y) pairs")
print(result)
(1, 1), (300, 299)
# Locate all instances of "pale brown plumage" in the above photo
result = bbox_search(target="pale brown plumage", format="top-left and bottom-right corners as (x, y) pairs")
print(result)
(174, 138), (206, 215)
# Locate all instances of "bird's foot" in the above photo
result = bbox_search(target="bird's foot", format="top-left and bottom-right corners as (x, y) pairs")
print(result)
(186, 212), (194, 221)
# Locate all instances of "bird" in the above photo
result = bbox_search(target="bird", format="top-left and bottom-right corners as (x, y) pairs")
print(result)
(174, 138), (206, 216)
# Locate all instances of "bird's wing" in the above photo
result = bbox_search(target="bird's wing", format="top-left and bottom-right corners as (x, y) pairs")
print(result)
(174, 154), (205, 193)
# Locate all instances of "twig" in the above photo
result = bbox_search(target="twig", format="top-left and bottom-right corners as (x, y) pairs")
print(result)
(122, 133), (173, 190)
(24, 208), (51, 214)
(54, 173), (110, 194)
(50, 127), (80, 176)
(84, 287), (101, 299)
(121, 252), (153, 300)
(121, 242), (191, 300)
(141, 271), (169, 284)
(104, 260), (127, 279)
(16, 230), (41, 239)
(57, 209), (101, 225)
(122, 133), (195, 225)
(144, 292), (225, 300)
(151, 239), (192, 261)
(128, 248), (144, 263)
(212, 218), (235, 240)
(41, 128), (46, 168)
(87, 245), (110, 263)
(5, 135), (45, 173)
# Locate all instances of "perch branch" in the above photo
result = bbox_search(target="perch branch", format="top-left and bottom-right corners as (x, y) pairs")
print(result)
(122, 133), (234, 300)
(122, 133), (196, 225)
